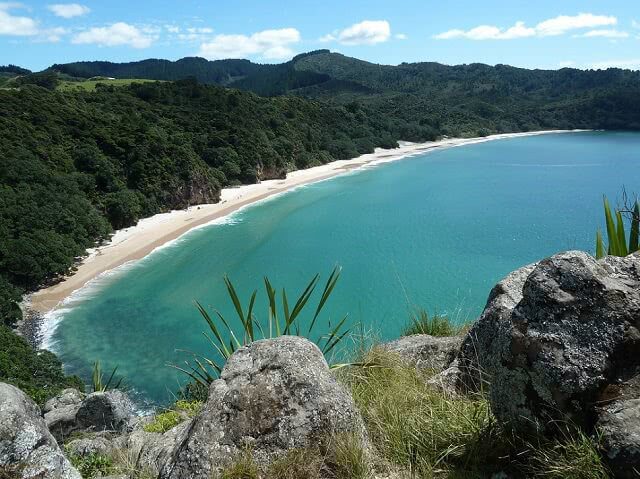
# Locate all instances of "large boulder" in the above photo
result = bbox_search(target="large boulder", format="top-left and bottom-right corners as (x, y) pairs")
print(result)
(381, 334), (462, 373)
(160, 336), (367, 479)
(76, 390), (134, 433)
(46, 390), (134, 444)
(0, 382), (81, 479)
(115, 421), (191, 474)
(43, 389), (83, 414)
(461, 251), (640, 436)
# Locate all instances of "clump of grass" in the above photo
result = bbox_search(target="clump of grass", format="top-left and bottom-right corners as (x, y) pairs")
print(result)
(143, 400), (203, 433)
(266, 448), (324, 479)
(218, 434), (370, 479)
(402, 309), (466, 337)
(528, 430), (609, 479)
(66, 451), (114, 479)
(219, 449), (259, 479)
(340, 348), (507, 476)
(325, 433), (371, 479)
(109, 447), (158, 479)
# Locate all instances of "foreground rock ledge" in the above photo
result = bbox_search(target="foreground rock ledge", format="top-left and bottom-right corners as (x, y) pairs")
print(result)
(458, 251), (640, 475)
(0, 382), (81, 479)
(160, 336), (367, 479)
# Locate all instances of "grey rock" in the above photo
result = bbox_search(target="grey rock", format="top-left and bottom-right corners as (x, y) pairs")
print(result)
(160, 336), (367, 479)
(462, 251), (640, 434)
(381, 334), (462, 373)
(457, 261), (537, 393)
(596, 375), (640, 478)
(43, 389), (83, 414)
(0, 382), (81, 479)
(45, 403), (81, 444)
(118, 421), (190, 473)
(76, 390), (135, 434)
(597, 398), (640, 478)
(46, 390), (135, 444)
(65, 436), (114, 458)
(427, 359), (463, 396)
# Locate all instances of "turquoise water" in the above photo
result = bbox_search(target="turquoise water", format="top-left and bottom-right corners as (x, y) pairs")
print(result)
(50, 131), (640, 405)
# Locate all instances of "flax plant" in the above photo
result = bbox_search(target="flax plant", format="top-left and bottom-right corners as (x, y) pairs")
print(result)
(176, 266), (350, 388)
(595, 196), (640, 259)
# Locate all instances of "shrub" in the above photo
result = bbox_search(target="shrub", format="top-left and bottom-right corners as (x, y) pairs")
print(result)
(67, 452), (114, 479)
(0, 325), (84, 405)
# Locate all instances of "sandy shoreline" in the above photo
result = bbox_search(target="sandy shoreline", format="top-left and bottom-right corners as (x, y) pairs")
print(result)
(27, 129), (586, 315)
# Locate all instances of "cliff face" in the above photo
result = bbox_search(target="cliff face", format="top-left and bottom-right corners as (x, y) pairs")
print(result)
(167, 168), (221, 209)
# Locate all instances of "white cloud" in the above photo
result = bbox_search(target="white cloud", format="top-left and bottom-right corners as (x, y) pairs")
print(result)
(334, 20), (391, 45)
(177, 26), (214, 42)
(72, 22), (156, 48)
(632, 20), (640, 29)
(319, 33), (335, 43)
(165, 25), (180, 33)
(590, 59), (640, 70)
(536, 13), (616, 36)
(395, 33), (408, 40)
(435, 13), (617, 40)
(198, 27), (300, 60)
(48, 3), (89, 18)
(579, 29), (629, 38)
(0, 2), (38, 35)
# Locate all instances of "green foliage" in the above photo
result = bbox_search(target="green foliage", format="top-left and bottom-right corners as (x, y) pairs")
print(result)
(0, 325), (84, 404)
(595, 196), (640, 258)
(57, 78), (161, 92)
(403, 309), (467, 337)
(67, 452), (114, 479)
(91, 360), (123, 392)
(0, 278), (22, 327)
(178, 267), (349, 387)
(0, 78), (401, 398)
(143, 400), (202, 433)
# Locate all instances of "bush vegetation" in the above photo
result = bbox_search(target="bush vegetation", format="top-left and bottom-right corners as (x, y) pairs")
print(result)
(0, 325), (83, 404)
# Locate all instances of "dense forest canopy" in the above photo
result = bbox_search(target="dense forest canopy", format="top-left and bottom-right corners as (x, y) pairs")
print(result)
(49, 50), (640, 131)
(2, 50), (640, 400)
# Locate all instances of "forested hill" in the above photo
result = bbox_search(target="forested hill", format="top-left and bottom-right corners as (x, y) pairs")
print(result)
(49, 50), (640, 132)
(0, 79), (403, 327)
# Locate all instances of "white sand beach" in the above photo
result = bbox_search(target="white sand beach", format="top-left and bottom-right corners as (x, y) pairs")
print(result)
(28, 130), (585, 314)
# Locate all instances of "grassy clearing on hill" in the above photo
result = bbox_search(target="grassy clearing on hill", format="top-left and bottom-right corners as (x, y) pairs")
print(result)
(57, 78), (162, 92)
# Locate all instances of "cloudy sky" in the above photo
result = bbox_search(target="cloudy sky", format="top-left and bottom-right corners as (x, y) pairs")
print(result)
(2, 0), (640, 71)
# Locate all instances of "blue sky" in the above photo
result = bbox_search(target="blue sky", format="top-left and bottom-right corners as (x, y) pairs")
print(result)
(2, 0), (640, 72)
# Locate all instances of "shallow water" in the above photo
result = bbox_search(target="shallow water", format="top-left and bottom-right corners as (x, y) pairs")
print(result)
(50, 131), (640, 405)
